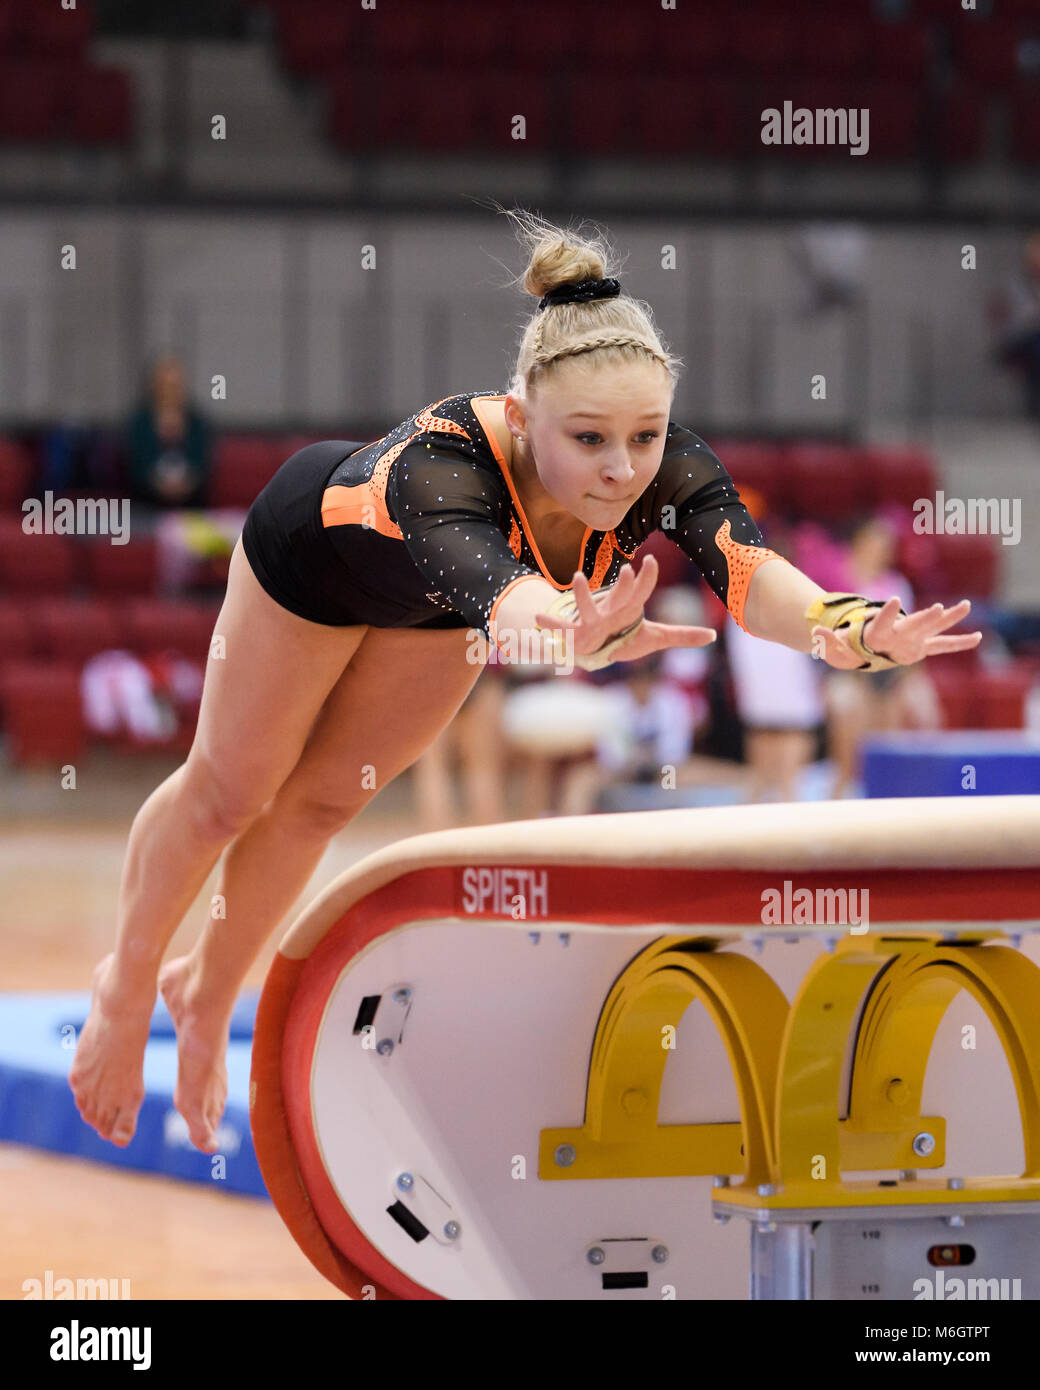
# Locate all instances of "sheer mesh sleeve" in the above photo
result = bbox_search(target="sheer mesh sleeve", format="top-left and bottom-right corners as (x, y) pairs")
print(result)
(632, 426), (779, 625)
(387, 440), (538, 637)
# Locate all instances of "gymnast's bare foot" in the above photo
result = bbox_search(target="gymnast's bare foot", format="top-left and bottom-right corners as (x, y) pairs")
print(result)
(158, 954), (230, 1154)
(69, 953), (154, 1147)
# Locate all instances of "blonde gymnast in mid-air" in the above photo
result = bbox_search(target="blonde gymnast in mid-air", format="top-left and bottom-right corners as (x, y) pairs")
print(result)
(70, 208), (981, 1154)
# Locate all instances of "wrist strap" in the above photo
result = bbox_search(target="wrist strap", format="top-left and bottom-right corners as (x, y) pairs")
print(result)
(536, 588), (644, 671)
(804, 592), (906, 672)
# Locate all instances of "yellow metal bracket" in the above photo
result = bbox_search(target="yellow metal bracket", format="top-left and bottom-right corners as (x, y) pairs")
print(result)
(538, 936), (787, 1184)
(540, 932), (1040, 1212)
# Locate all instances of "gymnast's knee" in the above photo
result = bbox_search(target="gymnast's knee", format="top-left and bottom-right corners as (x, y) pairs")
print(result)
(267, 785), (369, 840)
(178, 755), (273, 843)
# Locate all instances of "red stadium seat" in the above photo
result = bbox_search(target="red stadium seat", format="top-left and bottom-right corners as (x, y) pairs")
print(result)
(794, 15), (871, 77)
(121, 599), (218, 663)
(657, 10), (729, 74)
(784, 443), (865, 522)
(370, 63), (483, 153)
(0, 438), (35, 511)
(504, 6), (588, 72)
(869, 21), (930, 81)
(930, 662), (1031, 731)
(579, 10), (654, 72)
(565, 74), (640, 156)
(0, 598), (37, 668)
(483, 72), (552, 154)
(368, 6), (433, 68)
(449, 4), (508, 68)
(926, 667), (976, 731)
(1010, 89), (1040, 165)
(0, 516), (78, 593)
(977, 667), (1033, 729)
(857, 446), (937, 510)
(62, 67), (134, 146)
(897, 526), (941, 598)
(0, 2), (17, 49)
(81, 536), (158, 595)
(849, 82), (921, 161)
(642, 78), (743, 159)
(276, 1), (361, 77)
(210, 436), (288, 508)
(954, 19), (1020, 89)
(327, 77), (368, 154)
(936, 84), (986, 163)
(708, 442), (786, 511)
(16, 0), (94, 55)
(279, 433), (325, 457)
(0, 660), (86, 765)
(35, 598), (123, 665)
(931, 532), (1000, 602)
(731, 8), (798, 73)
(0, 58), (64, 142)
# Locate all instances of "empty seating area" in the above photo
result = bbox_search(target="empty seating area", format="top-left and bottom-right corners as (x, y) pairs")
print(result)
(243, 0), (1040, 165)
(2, 1), (1037, 165)
(0, 0), (133, 145)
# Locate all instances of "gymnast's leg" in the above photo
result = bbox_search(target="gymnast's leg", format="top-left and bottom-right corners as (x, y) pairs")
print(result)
(70, 540), (368, 1147)
(157, 624), (484, 1149)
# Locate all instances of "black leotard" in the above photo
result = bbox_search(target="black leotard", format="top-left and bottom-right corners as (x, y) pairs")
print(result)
(240, 389), (776, 635)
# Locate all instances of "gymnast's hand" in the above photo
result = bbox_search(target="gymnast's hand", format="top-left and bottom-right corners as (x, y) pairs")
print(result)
(535, 554), (718, 663)
(811, 597), (983, 670)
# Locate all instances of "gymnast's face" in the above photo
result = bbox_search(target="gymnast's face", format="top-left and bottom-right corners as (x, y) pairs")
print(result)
(507, 360), (673, 529)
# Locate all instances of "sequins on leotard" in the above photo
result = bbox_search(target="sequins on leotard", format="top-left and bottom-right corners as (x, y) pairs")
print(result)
(320, 389), (775, 637)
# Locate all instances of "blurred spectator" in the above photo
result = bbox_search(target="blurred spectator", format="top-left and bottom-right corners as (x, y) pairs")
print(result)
(721, 517), (824, 802)
(555, 653), (697, 816)
(38, 420), (122, 496)
(726, 612), (824, 803)
(789, 223), (867, 319)
(824, 514), (941, 797)
(412, 661), (511, 830)
(126, 354), (212, 507)
(994, 231), (1040, 420)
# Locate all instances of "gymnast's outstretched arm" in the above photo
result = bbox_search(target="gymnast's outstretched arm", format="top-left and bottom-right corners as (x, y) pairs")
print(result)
(742, 554), (982, 670)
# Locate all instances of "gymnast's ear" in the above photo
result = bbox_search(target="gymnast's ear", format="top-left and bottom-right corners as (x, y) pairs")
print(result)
(502, 394), (529, 441)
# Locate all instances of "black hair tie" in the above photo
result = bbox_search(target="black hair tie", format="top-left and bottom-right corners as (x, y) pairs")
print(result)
(538, 277), (622, 312)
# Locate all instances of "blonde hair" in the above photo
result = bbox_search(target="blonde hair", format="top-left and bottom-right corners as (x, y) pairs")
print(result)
(493, 205), (683, 399)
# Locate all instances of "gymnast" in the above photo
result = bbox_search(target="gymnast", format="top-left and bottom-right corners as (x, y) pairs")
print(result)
(70, 208), (981, 1153)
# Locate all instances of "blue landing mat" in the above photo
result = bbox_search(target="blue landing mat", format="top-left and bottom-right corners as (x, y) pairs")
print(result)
(0, 992), (267, 1197)
(862, 731), (1040, 798)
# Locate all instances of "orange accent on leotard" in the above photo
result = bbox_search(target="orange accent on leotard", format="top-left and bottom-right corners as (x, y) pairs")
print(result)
(414, 404), (472, 441)
(590, 533), (616, 588)
(469, 395), (594, 594)
(321, 397), (471, 538)
(590, 529), (637, 585)
(508, 515), (522, 560)
(715, 519), (781, 632)
(320, 438), (412, 538)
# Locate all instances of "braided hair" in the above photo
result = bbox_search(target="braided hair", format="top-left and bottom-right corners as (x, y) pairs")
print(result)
(493, 205), (683, 398)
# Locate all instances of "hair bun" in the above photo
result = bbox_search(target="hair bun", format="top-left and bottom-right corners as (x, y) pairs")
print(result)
(538, 277), (622, 312)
